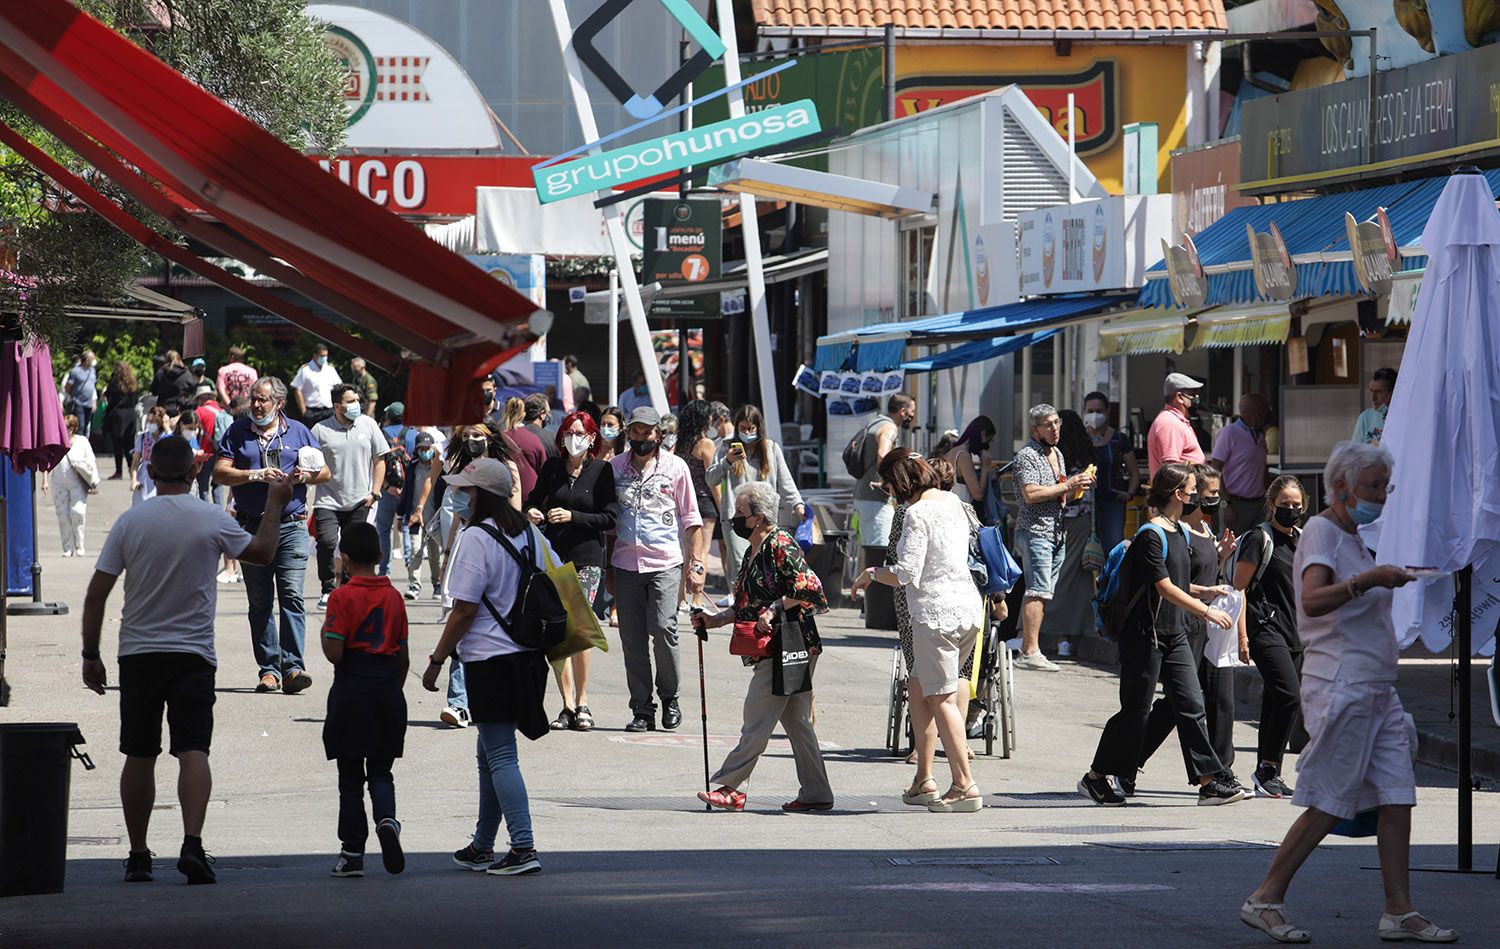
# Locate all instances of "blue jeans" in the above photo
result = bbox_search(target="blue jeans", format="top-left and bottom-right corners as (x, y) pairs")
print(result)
(243, 518), (310, 679)
(373, 491), (411, 577)
(1015, 526), (1066, 602)
(471, 720), (533, 851)
(1096, 500), (1126, 552)
(447, 658), (467, 711)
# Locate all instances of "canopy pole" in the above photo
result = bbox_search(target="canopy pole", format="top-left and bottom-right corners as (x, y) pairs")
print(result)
(545, 0), (669, 413)
(716, 0), (782, 441)
(1051, 336), (1063, 409)
(1020, 346), (1033, 449)
(1119, 355), (1131, 444)
(1232, 346), (1244, 409)
(1457, 564), (1473, 872)
(608, 269), (620, 411)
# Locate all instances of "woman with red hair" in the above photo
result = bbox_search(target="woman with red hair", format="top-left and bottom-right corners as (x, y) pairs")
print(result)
(525, 410), (619, 732)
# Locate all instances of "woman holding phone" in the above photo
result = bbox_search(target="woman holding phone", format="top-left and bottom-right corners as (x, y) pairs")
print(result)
(706, 405), (804, 573)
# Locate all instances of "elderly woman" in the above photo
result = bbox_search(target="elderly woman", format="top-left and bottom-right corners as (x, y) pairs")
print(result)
(691, 481), (830, 812)
(41, 414), (100, 556)
(1241, 442), (1455, 944)
(853, 449), (983, 813)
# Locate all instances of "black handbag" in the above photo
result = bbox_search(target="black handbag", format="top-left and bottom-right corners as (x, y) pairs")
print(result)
(771, 605), (813, 696)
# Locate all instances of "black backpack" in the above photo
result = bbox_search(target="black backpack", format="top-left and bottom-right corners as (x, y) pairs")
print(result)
(472, 523), (567, 652)
(841, 416), (887, 480)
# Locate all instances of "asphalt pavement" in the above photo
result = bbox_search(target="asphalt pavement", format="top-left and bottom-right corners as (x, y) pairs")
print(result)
(2, 479), (1497, 947)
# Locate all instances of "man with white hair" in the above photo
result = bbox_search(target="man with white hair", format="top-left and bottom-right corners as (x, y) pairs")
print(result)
(1147, 372), (1207, 478)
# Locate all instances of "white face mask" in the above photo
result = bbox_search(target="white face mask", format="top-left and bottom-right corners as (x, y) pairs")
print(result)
(737, 430), (759, 444)
(564, 434), (591, 457)
(1083, 412), (1107, 430)
(662, 433), (678, 451)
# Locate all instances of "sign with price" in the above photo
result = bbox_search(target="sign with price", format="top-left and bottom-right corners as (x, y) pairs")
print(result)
(642, 197), (723, 319)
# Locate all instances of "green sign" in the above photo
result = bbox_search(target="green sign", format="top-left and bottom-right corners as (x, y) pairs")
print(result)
(532, 100), (821, 204)
(643, 198), (722, 320)
(693, 48), (885, 170)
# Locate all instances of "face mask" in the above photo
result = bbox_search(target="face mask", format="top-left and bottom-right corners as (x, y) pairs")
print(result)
(252, 411), (275, 428)
(601, 425), (620, 441)
(146, 423), (160, 435)
(564, 434), (591, 457)
(418, 449), (435, 462)
(662, 433), (678, 451)
(737, 430), (759, 445)
(730, 515), (755, 539)
(629, 438), (656, 457)
(180, 429), (199, 441)
(1347, 496), (1383, 525)
(452, 489), (473, 519)
(465, 437), (487, 455)
(976, 440), (991, 453)
(1199, 496), (1221, 513)
(1273, 506), (1303, 528)
(315, 356), (327, 368)
(1181, 491), (1200, 516)
(483, 391), (495, 404)
(900, 414), (914, 430)
(1084, 412), (1107, 430)
(342, 403), (361, 420)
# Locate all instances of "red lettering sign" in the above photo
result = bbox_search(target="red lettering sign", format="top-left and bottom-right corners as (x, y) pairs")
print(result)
(309, 155), (539, 217)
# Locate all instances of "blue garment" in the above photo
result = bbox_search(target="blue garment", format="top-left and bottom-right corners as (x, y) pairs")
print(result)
(65, 364), (97, 407)
(218, 414), (319, 518)
(381, 423), (418, 454)
(244, 519), (310, 678)
(471, 720), (533, 851)
(374, 491), (413, 576)
(447, 657), (467, 711)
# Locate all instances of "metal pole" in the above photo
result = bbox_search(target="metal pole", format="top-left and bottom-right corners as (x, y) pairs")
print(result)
(608, 269), (620, 406)
(1020, 346), (1033, 448)
(1067, 92), (1077, 204)
(1232, 345), (1245, 409)
(716, 0), (782, 440)
(883, 24), (896, 122)
(1051, 336), (1063, 408)
(1457, 563), (1473, 872)
(1119, 355), (1131, 444)
(1367, 28), (1378, 168)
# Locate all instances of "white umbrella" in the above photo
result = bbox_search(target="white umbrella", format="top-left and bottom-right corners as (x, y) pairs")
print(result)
(1375, 169), (1500, 659)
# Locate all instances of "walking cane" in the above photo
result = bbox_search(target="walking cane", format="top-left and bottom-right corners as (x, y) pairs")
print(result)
(690, 597), (711, 811)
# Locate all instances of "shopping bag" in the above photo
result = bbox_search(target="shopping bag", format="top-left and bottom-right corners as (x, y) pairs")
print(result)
(771, 609), (812, 696)
(541, 557), (609, 669)
(1205, 590), (1246, 668)
(794, 508), (816, 552)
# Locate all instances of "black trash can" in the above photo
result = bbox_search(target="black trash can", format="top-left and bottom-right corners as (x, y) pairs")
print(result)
(861, 545), (898, 630)
(0, 723), (94, 897)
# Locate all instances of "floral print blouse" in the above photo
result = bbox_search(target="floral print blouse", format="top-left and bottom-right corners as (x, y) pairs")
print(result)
(732, 527), (827, 653)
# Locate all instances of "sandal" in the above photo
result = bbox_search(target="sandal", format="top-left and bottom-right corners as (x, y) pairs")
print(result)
(926, 783), (983, 813)
(550, 708), (575, 731)
(1378, 911), (1458, 943)
(255, 674), (280, 693)
(1240, 900), (1311, 943)
(696, 786), (746, 811)
(902, 778), (939, 806)
(571, 705), (595, 731)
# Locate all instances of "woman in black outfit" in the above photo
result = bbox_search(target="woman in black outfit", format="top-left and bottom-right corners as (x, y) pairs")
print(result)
(103, 361), (140, 479)
(1135, 464), (1242, 793)
(1232, 474), (1306, 799)
(526, 410), (618, 732)
(675, 400), (721, 587)
(1078, 463), (1244, 807)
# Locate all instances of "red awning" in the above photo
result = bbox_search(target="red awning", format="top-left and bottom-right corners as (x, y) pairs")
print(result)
(0, 1), (549, 423)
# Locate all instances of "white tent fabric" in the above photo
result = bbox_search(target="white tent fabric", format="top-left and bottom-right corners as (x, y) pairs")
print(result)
(1374, 171), (1500, 656)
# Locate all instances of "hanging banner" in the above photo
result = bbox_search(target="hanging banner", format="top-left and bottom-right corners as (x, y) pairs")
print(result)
(1247, 221), (1298, 301)
(642, 197), (721, 319)
(1346, 207), (1399, 295)
(1161, 234), (1207, 309)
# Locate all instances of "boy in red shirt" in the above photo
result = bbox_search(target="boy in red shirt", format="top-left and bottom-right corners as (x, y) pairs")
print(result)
(321, 522), (409, 877)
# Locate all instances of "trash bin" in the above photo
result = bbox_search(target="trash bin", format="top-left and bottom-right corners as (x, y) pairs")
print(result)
(861, 545), (898, 630)
(0, 723), (94, 897)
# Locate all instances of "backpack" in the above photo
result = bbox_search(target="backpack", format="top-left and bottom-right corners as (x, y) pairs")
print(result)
(212, 407), (234, 450)
(1224, 523), (1297, 591)
(384, 427), (411, 491)
(1091, 522), (1178, 641)
(841, 416), (889, 480)
(472, 522), (567, 652)
(975, 524), (1023, 597)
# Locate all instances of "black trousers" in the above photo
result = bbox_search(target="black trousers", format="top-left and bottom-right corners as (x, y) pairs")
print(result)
(1091, 630), (1224, 782)
(1137, 626), (1236, 782)
(1250, 633), (1303, 769)
(336, 756), (395, 853)
(315, 505), (366, 594)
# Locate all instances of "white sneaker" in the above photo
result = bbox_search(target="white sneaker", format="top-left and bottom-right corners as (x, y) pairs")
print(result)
(1015, 651), (1060, 672)
(404, 582), (421, 601)
(715, 594), (733, 608)
(1057, 640), (1074, 658)
(216, 569), (240, 584)
(316, 594), (330, 612)
(440, 706), (471, 728)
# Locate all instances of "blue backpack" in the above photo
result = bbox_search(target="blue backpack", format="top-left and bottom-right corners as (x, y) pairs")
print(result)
(975, 524), (1023, 597)
(1091, 522), (1177, 640)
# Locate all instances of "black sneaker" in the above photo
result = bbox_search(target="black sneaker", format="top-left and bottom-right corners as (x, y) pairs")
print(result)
(331, 851), (364, 878)
(176, 841), (217, 884)
(1254, 766), (1294, 798)
(1217, 770), (1250, 796)
(452, 843), (494, 871)
(123, 850), (154, 883)
(1115, 774), (1137, 798)
(486, 847), (541, 876)
(624, 713), (655, 733)
(661, 699), (682, 730)
(1077, 773), (1126, 806)
(376, 818), (405, 875)
(1197, 778), (1248, 806)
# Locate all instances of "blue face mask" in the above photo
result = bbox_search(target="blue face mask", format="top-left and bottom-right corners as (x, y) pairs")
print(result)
(737, 430), (759, 444)
(452, 489), (473, 519)
(1345, 493), (1384, 525)
(316, 355), (328, 368)
(343, 403), (361, 419)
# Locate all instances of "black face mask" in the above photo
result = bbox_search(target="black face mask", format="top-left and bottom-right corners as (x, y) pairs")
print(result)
(1181, 492), (1200, 516)
(629, 438), (656, 458)
(730, 515), (755, 539)
(1274, 506), (1304, 529)
(899, 414), (914, 430)
(1198, 496), (1222, 513)
(976, 441), (991, 453)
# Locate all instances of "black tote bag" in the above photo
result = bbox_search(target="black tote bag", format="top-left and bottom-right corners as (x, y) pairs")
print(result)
(771, 606), (813, 696)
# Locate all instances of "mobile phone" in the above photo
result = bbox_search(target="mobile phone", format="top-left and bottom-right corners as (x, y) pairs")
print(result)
(1404, 567), (1444, 578)
(731, 441), (744, 453)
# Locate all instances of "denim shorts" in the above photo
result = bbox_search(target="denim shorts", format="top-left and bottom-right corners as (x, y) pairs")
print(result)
(1015, 527), (1066, 601)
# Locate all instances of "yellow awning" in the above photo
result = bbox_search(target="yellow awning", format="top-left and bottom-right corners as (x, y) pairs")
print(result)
(1098, 308), (1190, 357)
(1189, 303), (1291, 349)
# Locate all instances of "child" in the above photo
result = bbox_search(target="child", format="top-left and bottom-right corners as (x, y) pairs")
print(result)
(321, 522), (410, 878)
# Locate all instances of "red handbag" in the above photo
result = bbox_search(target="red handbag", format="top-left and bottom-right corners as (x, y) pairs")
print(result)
(729, 620), (772, 658)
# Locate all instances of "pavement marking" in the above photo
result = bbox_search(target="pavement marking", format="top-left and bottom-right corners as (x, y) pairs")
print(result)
(862, 883), (1174, 894)
(1092, 840), (1277, 852)
(887, 856), (1060, 867)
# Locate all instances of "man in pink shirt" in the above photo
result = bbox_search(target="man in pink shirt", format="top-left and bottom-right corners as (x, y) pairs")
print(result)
(1211, 392), (1270, 531)
(610, 406), (705, 733)
(1146, 373), (1207, 478)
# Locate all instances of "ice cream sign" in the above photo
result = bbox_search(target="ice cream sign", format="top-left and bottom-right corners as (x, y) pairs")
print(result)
(1017, 195), (1172, 296)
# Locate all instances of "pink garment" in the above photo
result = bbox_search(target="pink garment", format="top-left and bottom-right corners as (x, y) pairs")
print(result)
(1146, 404), (1205, 477)
(610, 450), (702, 573)
(1, 338), (69, 473)
(1210, 418), (1267, 498)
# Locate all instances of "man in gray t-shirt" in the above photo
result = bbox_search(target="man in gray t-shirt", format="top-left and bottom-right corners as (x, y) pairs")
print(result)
(312, 383), (389, 606)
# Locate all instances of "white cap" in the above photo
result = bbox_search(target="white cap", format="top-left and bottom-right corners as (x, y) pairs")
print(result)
(443, 457), (514, 498)
(296, 446), (326, 473)
(1163, 372), (1204, 397)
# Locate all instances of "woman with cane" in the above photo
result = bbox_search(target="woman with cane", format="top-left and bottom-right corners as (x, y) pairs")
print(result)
(690, 482), (830, 812)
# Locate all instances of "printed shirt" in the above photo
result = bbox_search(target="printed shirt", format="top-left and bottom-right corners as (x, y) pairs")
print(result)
(1146, 404), (1205, 477)
(610, 450), (701, 573)
(1013, 438), (1065, 539)
(1211, 418), (1267, 498)
(217, 414), (319, 518)
(731, 528), (827, 654)
(1352, 406), (1387, 446)
(323, 576), (408, 657)
(217, 361), (258, 403)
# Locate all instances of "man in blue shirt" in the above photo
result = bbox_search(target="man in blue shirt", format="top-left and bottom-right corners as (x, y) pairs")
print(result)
(214, 376), (331, 694)
(64, 350), (98, 438)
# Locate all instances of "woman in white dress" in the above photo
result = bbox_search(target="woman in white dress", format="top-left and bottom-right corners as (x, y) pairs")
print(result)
(853, 448), (983, 813)
(41, 414), (99, 556)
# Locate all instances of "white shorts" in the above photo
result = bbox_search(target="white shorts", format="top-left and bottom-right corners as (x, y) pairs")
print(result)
(910, 620), (981, 697)
(1292, 677), (1416, 820)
